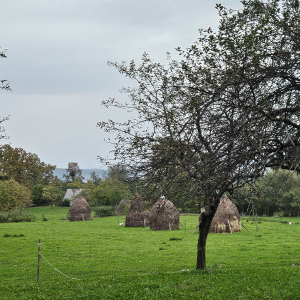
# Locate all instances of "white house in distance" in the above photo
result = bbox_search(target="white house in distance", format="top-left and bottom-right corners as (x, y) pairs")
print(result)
(63, 189), (82, 206)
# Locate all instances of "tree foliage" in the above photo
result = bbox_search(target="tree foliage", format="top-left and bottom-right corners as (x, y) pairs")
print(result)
(0, 179), (32, 212)
(89, 171), (102, 186)
(41, 185), (64, 206)
(236, 168), (300, 217)
(107, 164), (129, 182)
(90, 178), (131, 207)
(31, 184), (46, 206)
(74, 180), (95, 203)
(0, 144), (56, 188)
(63, 162), (84, 182)
(99, 0), (300, 269)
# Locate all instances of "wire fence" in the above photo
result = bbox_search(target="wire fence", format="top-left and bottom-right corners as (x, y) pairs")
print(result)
(40, 253), (81, 281)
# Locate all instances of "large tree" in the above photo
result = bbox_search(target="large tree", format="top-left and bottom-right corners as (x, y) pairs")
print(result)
(0, 144), (56, 188)
(99, 0), (300, 269)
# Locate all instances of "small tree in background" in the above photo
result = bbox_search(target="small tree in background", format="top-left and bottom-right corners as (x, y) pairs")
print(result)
(0, 179), (32, 211)
(31, 184), (46, 206)
(90, 178), (131, 207)
(89, 171), (102, 186)
(63, 162), (84, 182)
(67, 177), (84, 190)
(41, 185), (64, 207)
(75, 180), (95, 203)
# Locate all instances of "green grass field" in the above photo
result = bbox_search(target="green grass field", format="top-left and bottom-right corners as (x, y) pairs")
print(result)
(1, 207), (300, 299)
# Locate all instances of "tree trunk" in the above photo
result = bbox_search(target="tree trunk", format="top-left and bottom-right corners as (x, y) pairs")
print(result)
(196, 209), (215, 269)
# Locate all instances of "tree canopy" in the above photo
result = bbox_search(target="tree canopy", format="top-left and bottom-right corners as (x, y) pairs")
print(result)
(100, 0), (300, 269)
(0, 179), (32, 212)
(90, 178), (131, 207)
(0, 144), (56, 188)
(63, 162), (84, 182)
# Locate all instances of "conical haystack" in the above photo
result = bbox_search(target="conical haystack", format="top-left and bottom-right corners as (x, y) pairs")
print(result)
(69, 196), (91, 221)
(209, 194), (241, 233)
(117, 199), (131, 215)
(150, 197), (179, 230)
(125, 193), (150, 227)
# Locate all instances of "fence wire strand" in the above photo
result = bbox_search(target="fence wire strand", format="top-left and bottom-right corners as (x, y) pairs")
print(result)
(40, 253), (81, 280)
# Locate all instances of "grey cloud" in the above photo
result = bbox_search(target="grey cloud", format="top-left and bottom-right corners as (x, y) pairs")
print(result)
(0, 0), (243, 168)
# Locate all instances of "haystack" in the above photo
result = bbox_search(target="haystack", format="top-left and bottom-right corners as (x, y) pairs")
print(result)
(125, 193), (150, 227)
(208, 194), (241, 233)
(117, 199), (131, 215)
(69, 196), (91, 221)
(150, 197), (180, 230)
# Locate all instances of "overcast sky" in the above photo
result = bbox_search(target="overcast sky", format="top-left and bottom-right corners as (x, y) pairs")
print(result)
(0, 0), (242, 169)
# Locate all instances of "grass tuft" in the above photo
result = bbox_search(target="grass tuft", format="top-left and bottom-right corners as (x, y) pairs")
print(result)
(169, 237), (183, 241)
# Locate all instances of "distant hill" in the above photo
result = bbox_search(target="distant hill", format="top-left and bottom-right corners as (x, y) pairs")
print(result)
(53, 168), (107, 180)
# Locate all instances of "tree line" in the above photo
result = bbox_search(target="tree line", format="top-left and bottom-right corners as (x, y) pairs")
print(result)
(0, 144), (132, 211)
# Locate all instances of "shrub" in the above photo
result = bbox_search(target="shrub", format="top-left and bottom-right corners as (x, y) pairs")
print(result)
(93, 206), (116, 217)
(0, 212), (9, 223)
(0, 179), (32, 212)
(31, 184), (46, 206)
(4, 233), (25, 237)
(169, 237), (182, 241)
(9, 210), (35, 222)
(9, 210), (24, 222)
(58, 199), (70, 207)
(42, 185), (64, 206)
(90, 179), (131, 207)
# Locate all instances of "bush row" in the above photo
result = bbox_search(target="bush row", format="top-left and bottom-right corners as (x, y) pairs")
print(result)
(93, 206), (116, 217)
(0, 209), (35, 223)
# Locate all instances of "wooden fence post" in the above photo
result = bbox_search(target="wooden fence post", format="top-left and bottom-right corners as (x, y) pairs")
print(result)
(37, 239), (41, 284)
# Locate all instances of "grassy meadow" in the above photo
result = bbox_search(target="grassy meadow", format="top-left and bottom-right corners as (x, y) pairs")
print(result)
(1, 207), (300, 299)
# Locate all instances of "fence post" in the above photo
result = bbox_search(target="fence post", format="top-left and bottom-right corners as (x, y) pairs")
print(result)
(37, 239), (41, 284)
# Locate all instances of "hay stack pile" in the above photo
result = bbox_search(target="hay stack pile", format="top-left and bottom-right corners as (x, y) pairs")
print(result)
(150, 197), (179, 230)
(69, 196), (91, 221)
(116, 199), (131, 215)
(209, 194), (241, 233)
(125, 193), (150, 227)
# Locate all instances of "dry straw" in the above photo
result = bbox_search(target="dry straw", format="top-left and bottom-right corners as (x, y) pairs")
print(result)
(125, 193), (150, 227)
(208, 194), (241, 233)
(150, 197), (180, 231)
(69, 197), (91, 221)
